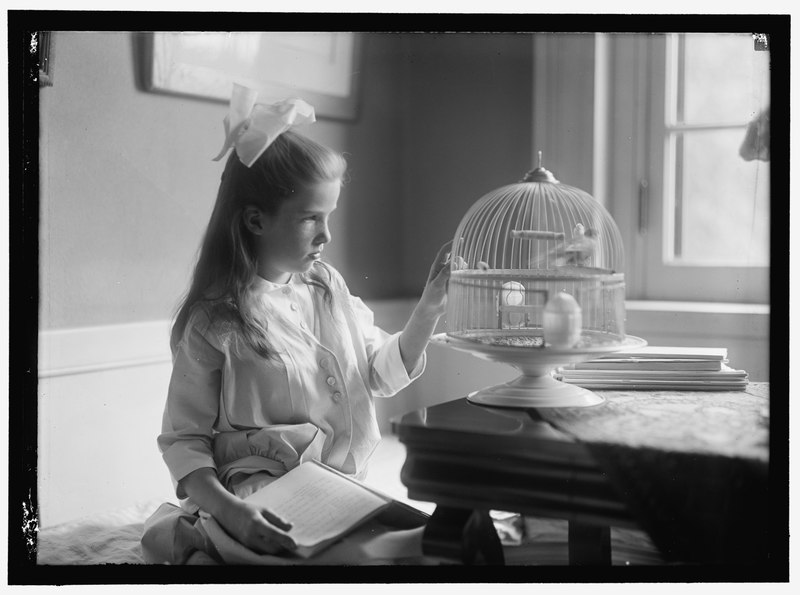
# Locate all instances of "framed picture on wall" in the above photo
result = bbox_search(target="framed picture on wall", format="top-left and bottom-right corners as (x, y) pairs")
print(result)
(38, 31), (54, 87)
(141, 31), (363, 120)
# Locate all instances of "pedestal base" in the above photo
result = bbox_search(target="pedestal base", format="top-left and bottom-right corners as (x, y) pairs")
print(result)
(466, 373), (605, 408)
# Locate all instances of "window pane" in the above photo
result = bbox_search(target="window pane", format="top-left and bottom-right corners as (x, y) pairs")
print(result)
(673, 129), (769, 265)
(682, 33), (770, 124)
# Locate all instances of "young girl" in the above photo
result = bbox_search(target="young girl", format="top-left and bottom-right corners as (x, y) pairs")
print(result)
(141, 85), (452, 564)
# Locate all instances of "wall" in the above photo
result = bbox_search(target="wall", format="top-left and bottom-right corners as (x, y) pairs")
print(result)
(532, 33), (597, 195)
(38, 32), (407, 332)
(323, 34), (408, 299)
(39, 31), (534, 324)
(398, 33), (535, 294)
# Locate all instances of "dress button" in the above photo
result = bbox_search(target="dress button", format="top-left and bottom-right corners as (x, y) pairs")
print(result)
(326, 376), (337, 386)
(300, 321), (307, 329)
(319, 358), (329, 369)
(332, 391), (342, 402)
(290, 303), (298, 311)
(282, 286), (291, 295)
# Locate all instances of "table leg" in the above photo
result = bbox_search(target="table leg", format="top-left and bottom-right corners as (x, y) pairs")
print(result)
(422, 505), (505, 565)
(568, 521), (611, 565)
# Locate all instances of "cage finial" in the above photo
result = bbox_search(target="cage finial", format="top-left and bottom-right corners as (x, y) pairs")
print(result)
(522, 150), (559, 183)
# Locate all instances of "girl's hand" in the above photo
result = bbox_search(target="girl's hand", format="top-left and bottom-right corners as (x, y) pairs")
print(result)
(399, 240), (464, 373)
(217, 497), (297, 555)
(419, 240), (463, 317)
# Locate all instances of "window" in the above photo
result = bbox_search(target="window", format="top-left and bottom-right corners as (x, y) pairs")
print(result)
(603, 33), (770, 304)
(664, 34), (770, 266)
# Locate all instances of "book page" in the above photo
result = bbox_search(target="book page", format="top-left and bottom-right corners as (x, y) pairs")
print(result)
(244, 462), (389, 548)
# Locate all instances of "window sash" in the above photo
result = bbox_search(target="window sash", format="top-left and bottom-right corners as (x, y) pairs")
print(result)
(605, 33), (769, 304)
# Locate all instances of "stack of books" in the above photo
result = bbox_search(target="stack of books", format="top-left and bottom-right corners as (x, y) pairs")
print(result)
(555, 346), (748, 391)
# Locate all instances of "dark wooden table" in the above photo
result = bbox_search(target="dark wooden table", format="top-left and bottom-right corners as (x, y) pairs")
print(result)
(391, 383), (770, 566)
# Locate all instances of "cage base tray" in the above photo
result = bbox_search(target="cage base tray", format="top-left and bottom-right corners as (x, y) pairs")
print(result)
(432, 332), (646, 408)
(466, 373), (604, 408)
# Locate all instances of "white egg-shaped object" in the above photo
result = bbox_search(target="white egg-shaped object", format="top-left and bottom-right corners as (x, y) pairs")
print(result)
(543, 292), (582, 348)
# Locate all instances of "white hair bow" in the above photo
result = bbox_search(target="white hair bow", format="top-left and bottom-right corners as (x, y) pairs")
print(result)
(212, 83), (316, 168)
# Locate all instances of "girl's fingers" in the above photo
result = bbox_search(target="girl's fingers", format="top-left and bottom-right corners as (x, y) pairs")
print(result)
(252, 530), (296, 554)
(264, 529), (297, 552)
(436, 261), (451, 281)
(424, 240), (460, 289)
(260, 509), (292, 531)
(437, 239), (454, 258)
(254, 512), (297, 552)
(434, 241), (453, 267)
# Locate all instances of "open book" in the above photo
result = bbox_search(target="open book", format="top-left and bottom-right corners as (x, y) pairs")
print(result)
(243, 460), (393, 558)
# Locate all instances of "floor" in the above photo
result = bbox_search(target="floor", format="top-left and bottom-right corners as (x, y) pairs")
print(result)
(363, 433), (436, 514)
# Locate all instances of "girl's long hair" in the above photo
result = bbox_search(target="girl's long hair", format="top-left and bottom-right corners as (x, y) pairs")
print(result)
(171, 130), (348, 358)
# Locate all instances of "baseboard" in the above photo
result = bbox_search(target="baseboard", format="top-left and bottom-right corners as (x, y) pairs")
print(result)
(38, 320), (172, 378)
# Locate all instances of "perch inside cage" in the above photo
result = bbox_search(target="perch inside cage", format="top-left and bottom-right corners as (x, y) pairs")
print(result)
(436, 155), (646, 408)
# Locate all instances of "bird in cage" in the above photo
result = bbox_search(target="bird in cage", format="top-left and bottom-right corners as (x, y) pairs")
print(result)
(563, 223), (598, 267)
(521, 223), (598, 269)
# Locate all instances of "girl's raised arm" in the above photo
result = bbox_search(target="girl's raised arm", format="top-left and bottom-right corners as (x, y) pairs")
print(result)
(398, 241), (454, 374)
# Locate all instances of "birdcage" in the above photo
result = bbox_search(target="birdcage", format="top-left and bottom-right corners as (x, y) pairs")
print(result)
(435, 157), (646, 408)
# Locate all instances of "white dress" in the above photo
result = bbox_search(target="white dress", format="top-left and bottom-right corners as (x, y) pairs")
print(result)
(157, 264), (424, 513)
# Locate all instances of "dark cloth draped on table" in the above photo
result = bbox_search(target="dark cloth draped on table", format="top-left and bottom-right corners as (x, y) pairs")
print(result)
(538, 383), (770, 565)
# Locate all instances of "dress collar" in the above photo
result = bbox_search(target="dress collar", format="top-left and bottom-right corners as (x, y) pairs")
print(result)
(253, 274), (298, 295)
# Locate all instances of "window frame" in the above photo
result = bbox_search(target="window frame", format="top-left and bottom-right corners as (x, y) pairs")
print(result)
(603, 33), (770, 304)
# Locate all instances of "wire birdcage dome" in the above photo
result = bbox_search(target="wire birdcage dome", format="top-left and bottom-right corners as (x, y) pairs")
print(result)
(436, 156), (646, 408)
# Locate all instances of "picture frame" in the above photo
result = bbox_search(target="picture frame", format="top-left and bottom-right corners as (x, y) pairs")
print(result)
(38, 31), (54, 87)
(141, 31), (363, 121)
